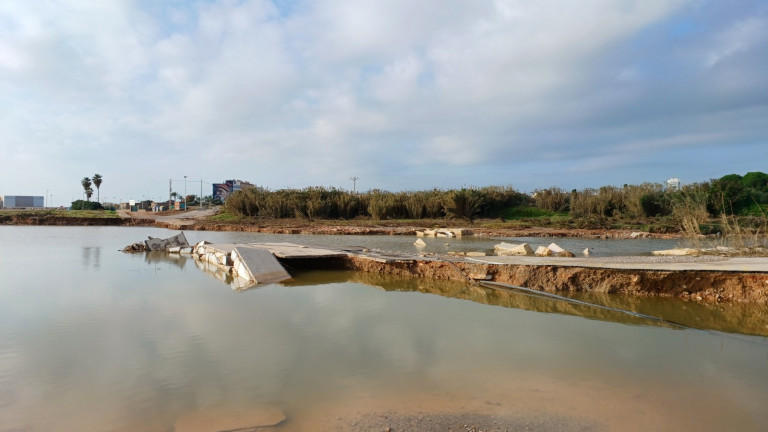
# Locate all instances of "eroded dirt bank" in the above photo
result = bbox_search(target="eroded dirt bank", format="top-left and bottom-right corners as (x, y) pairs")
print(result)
(343, 256), (768, 304)
(3, 212), (679, 238)
(0, 214), (154, 226)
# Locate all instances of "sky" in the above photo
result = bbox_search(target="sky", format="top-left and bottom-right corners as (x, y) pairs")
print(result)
(1, 0), (767, 205)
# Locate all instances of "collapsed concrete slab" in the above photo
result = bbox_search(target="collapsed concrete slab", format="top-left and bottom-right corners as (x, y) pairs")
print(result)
(232, 247), (292, 285)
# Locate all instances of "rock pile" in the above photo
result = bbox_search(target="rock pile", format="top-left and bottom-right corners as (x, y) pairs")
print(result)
(494, 241), (578, 258)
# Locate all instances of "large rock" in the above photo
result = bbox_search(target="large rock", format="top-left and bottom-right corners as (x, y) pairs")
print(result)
(547, 242), (565, 253)
(546, 242), (575, 257)
(423, 228), (457, 237)
(495, 242), (533, 256)
(651, 248), (699, 256)
(448, 228), (472, 237)
(414, 238), (427, 247)
(534, 246), (553, 256)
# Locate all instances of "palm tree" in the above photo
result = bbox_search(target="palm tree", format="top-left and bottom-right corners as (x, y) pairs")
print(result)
(92, 174), (103, 203)
(81, 177), (92, 201)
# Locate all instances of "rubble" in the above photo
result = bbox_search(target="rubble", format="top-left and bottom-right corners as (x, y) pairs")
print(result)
(494, 242), (533, 256)
(145, 232), (189, 251)
(416, 228), (473, 238)
(651, 248), (699, 256)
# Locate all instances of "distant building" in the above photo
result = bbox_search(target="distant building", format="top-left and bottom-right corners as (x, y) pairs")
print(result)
(1, 195), (44, 208)
(666, 178), (681, 191)
(212, 179), (255, 202)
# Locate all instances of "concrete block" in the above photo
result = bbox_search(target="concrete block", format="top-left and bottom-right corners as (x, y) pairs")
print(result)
(547, 243), (565, 253)
(495, 242), (533, 256)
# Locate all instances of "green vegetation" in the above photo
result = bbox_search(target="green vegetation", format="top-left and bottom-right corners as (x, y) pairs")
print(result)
(92, 174), (103, 202)
(70, 200), (103, 210)
(222, 186), (530, 223)
(495, 206), (566, 219)
(215, 171), (768, 238)
(81, 177), (94, 201)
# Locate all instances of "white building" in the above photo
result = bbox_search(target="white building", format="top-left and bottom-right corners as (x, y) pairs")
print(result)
(666, 178), (681, 191)
(1, 195), (45, 208)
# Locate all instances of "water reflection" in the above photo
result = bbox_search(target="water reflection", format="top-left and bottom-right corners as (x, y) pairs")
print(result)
(80, 247), (101, 269)
(285, 270), (768, 337)
(143, 251), (188, 269)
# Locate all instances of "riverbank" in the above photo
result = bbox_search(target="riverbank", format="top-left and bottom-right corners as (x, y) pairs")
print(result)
(3, 208), (679, 239)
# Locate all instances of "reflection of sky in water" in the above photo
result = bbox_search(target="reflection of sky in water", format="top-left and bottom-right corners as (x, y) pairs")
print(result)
(0, 226), (766, 431)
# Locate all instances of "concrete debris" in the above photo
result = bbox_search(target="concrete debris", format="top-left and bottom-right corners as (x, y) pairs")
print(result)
(122, 242), (147, 252)
(630, 231), (648, 238)
(418, 228), (472, 238)
(651, 248), (700, 256)
(447, 251), (487, 257)
(495, 242), (533, 256)
(414, 238), (427, 247)
(583, 248), (591, 256)
(145, 232), (189, 251)
(534, 246), (553, 257)
(232, 247), (292, 285)
(547, 242), (565, 253)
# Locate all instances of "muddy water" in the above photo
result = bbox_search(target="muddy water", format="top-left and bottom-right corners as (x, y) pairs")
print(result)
(0, 226), (766, 431)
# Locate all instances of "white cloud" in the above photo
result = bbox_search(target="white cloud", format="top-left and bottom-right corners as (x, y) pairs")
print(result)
(0, 0), (766, 199)
(706, 17), (768, 67)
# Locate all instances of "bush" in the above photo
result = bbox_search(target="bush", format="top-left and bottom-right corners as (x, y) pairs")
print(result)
(70, 200), (103, 210)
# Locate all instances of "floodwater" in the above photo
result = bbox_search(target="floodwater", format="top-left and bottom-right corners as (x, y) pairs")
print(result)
(1, 226), (767, 431)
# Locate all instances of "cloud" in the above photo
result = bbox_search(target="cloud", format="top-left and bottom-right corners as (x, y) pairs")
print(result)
(0, 0), (766, 199)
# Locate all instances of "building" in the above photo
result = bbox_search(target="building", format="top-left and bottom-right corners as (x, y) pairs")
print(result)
(212, 179), (255, 202)
(666, 178), (681, 191)
(1, 195), (44, 208)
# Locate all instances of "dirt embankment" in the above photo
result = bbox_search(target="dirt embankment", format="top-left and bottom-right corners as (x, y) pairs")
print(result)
(0, 214), (154, 226)
(5, 210), (679, 239)
(343, 257), (768, 304)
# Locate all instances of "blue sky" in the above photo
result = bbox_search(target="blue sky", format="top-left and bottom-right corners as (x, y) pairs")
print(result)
(1, 0), (766, 205)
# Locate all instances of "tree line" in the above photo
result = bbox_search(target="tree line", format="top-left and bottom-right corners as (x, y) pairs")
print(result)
(223, 186), (530, 221)
(222, 172), (768, 224)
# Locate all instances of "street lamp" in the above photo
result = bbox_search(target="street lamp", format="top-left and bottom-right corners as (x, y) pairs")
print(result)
(184, 175), (187, 211)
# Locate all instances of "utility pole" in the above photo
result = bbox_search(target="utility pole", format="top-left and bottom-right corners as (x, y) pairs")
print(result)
(349, 176), (359, 194)
(184, 175), (187, 211)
